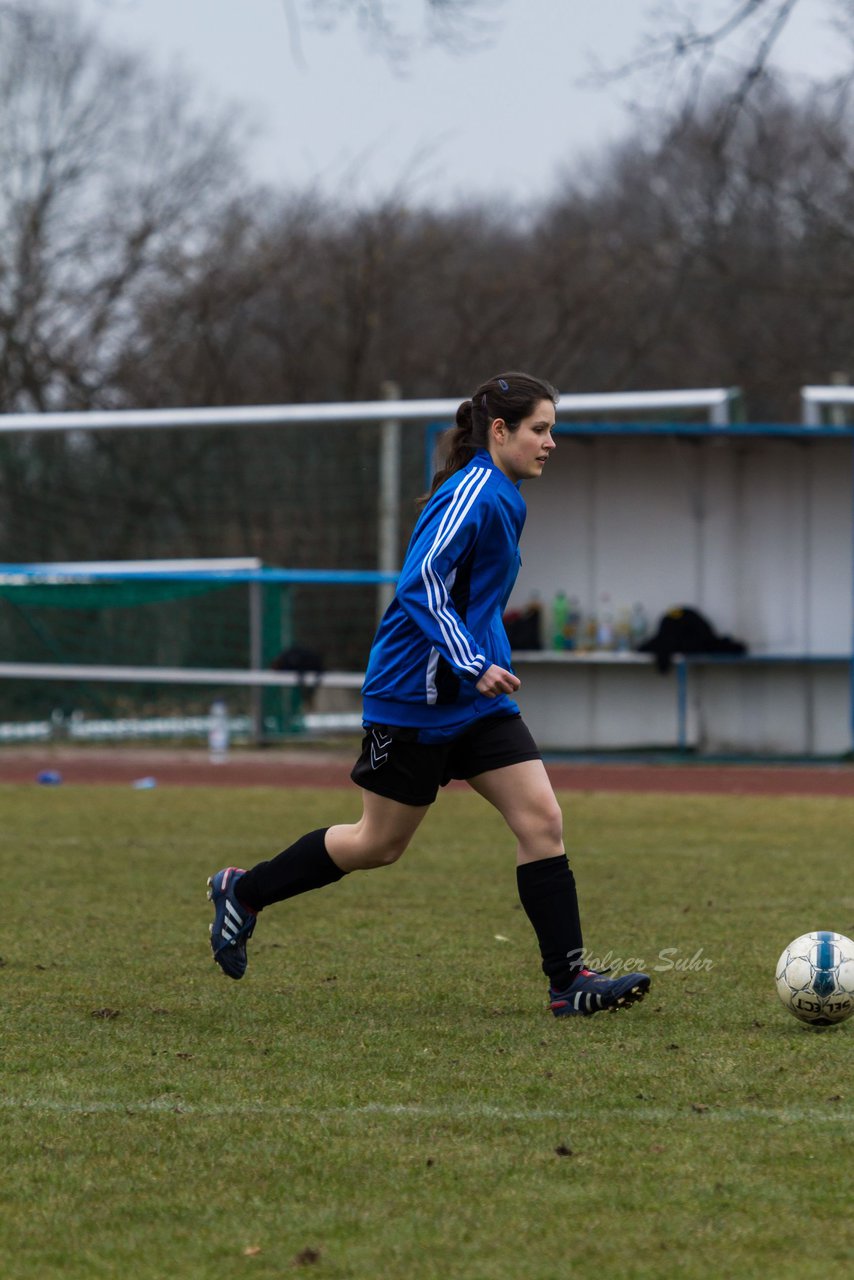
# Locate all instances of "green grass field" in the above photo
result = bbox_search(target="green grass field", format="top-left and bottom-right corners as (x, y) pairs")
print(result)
(2, 780), (853, 1279)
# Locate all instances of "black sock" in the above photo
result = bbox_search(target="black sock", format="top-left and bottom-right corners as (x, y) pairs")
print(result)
(516, 855), (584, 992)
(237, 828), (345, 911)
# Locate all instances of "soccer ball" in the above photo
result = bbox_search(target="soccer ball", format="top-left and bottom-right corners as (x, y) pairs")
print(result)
(775, 931), (854, 1026)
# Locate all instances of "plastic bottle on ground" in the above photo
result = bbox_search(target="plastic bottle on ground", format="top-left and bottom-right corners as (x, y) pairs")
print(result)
(208, 699), (229, 763)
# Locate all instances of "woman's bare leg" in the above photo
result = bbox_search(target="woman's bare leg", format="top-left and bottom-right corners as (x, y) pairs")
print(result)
(466, 758), (564, 865)
(326, 789), (431, 871)
(468, 758), (582, 991)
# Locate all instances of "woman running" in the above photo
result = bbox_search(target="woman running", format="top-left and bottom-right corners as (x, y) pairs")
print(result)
(207, 371), (650, 1017)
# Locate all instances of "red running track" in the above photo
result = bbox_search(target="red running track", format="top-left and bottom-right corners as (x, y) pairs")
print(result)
(1, 747), (854, 797)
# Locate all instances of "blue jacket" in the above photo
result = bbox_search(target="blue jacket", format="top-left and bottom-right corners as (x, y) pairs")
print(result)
(362, 449), (525, 741)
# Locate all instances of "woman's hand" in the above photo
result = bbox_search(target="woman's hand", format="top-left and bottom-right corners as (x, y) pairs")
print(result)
(476, 664), (521, 698)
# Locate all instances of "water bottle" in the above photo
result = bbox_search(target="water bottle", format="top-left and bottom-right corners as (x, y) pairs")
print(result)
(596, 593), (614, 650)
(208, 699), (229, 763)
(552, 591), (569, 650)
(565, 596), (582, 650)
(614, 607), (632, 652)
(630, 603), (649, 649)
(581, 614), (598, 651)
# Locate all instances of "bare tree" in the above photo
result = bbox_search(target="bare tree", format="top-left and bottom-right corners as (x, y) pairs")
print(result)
(591, 0), (852, 144)
(539, 75), (854, 417)
(0, 2), (246, 413)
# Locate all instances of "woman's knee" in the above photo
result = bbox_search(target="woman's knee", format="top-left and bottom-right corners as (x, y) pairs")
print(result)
(328, 797), (428, 872)
(517, 794), (564, 851)
(541, 801), (565, 847)
(357, 831), (411, 868)
(342, 815), (414, 869)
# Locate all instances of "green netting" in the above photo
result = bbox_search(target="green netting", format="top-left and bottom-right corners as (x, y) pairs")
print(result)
(0, 577), (294, 730)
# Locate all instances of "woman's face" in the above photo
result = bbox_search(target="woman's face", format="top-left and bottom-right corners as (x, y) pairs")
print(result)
(490, 398), (557, 482)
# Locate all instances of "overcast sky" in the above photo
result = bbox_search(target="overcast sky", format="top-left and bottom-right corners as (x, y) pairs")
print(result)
(76, 0), (847, 205)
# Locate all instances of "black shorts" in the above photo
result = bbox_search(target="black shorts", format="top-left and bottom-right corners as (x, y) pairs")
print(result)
(350, 713), (542, 807)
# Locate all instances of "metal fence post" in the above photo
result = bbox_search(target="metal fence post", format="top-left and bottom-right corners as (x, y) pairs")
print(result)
(249, 578), (264, 744)
(378, 381), (401, 623)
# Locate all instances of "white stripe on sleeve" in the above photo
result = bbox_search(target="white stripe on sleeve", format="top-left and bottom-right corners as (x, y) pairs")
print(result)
(419, 467), (490, 674)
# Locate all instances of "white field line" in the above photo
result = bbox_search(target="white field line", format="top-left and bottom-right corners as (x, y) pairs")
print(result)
(1, 1099), (853, 1124)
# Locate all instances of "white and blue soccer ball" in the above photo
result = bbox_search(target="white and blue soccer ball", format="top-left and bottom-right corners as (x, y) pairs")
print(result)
(775, 931), (854, 1026)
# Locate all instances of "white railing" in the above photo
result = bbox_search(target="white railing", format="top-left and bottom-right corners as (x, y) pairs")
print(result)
(0, 661), (364, 688)
(0, 387), (739, 435)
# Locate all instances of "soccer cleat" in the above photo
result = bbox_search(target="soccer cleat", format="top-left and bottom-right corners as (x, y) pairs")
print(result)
(207, 867), (257, 980)
(549, 967), (650, 1017)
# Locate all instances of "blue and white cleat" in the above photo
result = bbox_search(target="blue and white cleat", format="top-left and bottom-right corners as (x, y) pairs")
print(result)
(549, 968), (650, 1017)
(207, 867), (257, 980)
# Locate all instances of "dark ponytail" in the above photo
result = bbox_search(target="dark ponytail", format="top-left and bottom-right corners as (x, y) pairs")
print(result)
(420, 371), (558, 505)
(423, 399), (479, 500)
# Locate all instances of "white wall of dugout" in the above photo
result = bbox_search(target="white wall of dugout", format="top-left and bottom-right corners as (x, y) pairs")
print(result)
(510, 436), (852, 656)
(506, 435), (853, 755)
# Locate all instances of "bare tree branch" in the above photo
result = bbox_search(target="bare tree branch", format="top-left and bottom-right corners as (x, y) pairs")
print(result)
(291, 0), (503, 66)
(711, 0), (799, 147)
(280, 0), (308, 69)
(588, 0), (798, 82)
(583, 0), (839, 143)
